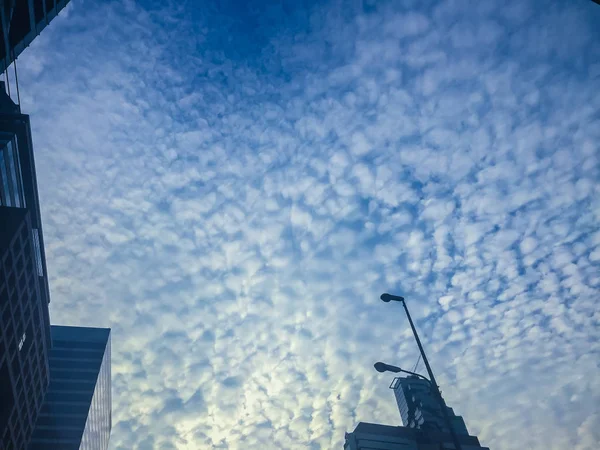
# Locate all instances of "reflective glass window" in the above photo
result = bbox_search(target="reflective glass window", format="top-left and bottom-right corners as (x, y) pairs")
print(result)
(0, 153), (10, 206)
(0, 138), (25, 208)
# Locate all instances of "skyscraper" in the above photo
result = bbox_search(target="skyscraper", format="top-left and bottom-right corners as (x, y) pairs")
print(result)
(1, 0), (71, 73)
(28, 326), (112, 450)
(0, 82), (52, 450)
(391, 375), (469, 436)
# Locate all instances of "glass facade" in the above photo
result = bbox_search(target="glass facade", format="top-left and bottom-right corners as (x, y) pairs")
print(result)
(1, 78), (53, 450)
(28, 326), (111, 450)
(80, 336), (111, 450)
(393, 376), (441, 431)
(392, 376), (470, 436)
(0, 208), (51, 450)
(0, 136), (26, 208)
(1, 4), (74, 447)
(0, 0), (72, 74)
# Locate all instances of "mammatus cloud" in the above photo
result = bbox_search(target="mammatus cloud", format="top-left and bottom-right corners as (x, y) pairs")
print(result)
(16, 0), (600, 448)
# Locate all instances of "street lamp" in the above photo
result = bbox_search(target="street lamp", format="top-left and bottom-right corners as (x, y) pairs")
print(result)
(379, 293), (463, 450)
(373, 362), (431, 383)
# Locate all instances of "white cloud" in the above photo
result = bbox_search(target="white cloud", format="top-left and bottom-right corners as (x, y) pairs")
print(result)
(15, 0), (600, 449)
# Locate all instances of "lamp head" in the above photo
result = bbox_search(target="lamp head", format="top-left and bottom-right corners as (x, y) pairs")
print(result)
(374, 362), (402, 373)
(380, 293), (405, 303)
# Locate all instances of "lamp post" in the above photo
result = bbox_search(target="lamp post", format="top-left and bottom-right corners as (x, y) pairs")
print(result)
(379, 293), (463, 450)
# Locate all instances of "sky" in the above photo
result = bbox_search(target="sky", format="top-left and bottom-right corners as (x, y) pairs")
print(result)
(9, 0), (600, 448)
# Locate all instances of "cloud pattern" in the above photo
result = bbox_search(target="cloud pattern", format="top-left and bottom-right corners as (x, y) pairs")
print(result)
(14, 0), (600, 448)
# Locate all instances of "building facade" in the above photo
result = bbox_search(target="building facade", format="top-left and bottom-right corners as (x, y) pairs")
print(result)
(391, 375), (468, 436)
(0, 83), (52, 450)
(28, 326), (111, 450)
(344, 374), (489, 449)
(344, 422), (489, 450)
(1, 0), (71, 73)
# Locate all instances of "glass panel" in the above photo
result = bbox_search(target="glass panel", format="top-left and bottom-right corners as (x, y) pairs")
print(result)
(50, 348), (104, 360)
(49, 369), (99, 382)
(32, 229), (43, 276)
(0, 139), (25, 208)
(51, 380), (97, 393)
(0, 362), (15, 431)
(52, 340), (106, 351)
(30, 328), (111, 449)
(79, 334), (111, 450)
(49, 358), (101, 371)
(32, 426), (83, 440)
(0, 153), (11, 206)
(34, 412), (87, 429)
(6, 141), (20, 207)
(34, 0), (45, 23)
(12, 138), (26, 208)
(44, 390), (93, 404)
(41, 402), (91, 416)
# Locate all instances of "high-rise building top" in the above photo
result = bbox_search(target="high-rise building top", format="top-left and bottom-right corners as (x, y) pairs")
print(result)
(343, 374), (488, 449)
(0, 0), (71, 73)
(29, 326), (112, 450)
(391, 375), (469, 436)
(0, 82), (51, 450)
(344, 422), (489, 450)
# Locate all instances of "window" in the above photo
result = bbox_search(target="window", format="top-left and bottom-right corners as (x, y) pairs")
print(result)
(0, 137), (25, 208)
(18, 332), (26, 351)
(45, 0), (55, 15)
(32, 229), (43, 276)
(0, 362), (15, 431)
(0, 153), (10, 206)
(8, 0), (31, 47)
(34, 0), (45, 24)
(41, 401), (91, 416)
(6, 141), (20, 207)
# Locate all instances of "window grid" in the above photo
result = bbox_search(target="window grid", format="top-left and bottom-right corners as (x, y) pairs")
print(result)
(0, 213), (49, 450)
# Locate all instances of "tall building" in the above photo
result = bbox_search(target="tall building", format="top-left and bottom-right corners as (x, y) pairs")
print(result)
(344, 375), (489, 449)
(391, 375), (469, 436)
(0, 81), (52, 450)
(344, 422), (489, 450)
(29, 326), (112, 450)
(2, 4), (111, 450)
(1, 0), (71, 73)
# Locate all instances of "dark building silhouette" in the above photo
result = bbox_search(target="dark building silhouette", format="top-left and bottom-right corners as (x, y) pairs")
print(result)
(392, 375), (469, 436)
(29, 326), (111, 450)
(1, 0), (71, 73)
(344, 375), (489, 449)
(344, 422), (489, 450)
(0, 81), (52, 450)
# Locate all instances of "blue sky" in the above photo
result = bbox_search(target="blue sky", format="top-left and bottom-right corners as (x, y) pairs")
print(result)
(12, 0), (600, 448)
